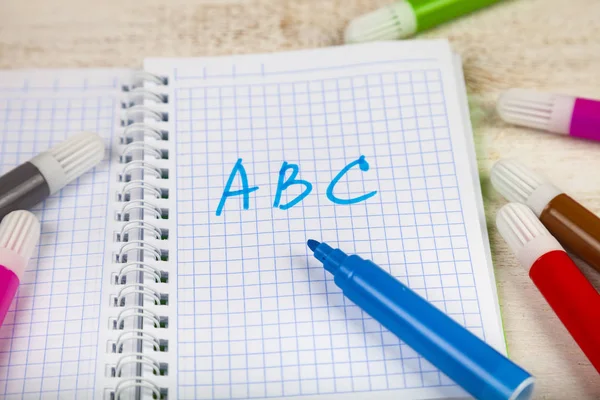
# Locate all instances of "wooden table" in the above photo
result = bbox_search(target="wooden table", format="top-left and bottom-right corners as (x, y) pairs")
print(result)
(2, 0), (599, 397)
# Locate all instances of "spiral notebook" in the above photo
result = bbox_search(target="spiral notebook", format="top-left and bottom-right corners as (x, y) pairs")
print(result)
(0, 41), (505, 400)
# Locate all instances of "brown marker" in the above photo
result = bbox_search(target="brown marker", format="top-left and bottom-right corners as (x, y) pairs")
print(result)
(491, 158), (600, 274)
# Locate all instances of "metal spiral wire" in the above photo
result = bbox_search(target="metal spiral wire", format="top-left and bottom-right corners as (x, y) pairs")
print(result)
(110, 71), (170, 400)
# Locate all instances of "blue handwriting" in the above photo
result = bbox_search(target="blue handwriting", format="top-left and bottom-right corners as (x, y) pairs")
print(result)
(216, 155), (377, 216)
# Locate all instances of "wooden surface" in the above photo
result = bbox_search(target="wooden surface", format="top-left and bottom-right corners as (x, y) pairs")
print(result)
(2, 0), (600, 397)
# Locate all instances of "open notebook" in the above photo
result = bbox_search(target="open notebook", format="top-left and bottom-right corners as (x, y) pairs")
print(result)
(0, 41), (504, 400)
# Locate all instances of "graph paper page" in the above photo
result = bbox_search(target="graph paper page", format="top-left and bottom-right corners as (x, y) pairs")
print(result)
(0, 69), (127, 399)
(146, 41), (504, 400)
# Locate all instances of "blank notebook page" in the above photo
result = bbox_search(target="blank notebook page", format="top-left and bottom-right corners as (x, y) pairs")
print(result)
(146, 41), (504, 400)
(0, 69), (127, 399)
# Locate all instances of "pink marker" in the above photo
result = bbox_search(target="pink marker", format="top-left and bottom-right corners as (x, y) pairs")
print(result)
(0, 211), (40, 326)
(497, 89), (600, 142)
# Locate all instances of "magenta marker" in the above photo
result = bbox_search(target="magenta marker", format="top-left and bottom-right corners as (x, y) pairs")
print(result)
(497, 89), (600, 142)
(0, 211), (40, 325)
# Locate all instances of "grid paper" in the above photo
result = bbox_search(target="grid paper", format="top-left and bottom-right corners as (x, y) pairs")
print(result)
(0, 70), (124, 399)
(147, 42), (504, 400)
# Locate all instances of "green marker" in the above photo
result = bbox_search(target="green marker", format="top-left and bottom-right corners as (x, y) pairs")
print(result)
(345, 0), (504, 43)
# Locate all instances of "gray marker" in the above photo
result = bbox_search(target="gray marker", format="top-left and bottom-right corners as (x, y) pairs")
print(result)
(0, 132), (105, 219)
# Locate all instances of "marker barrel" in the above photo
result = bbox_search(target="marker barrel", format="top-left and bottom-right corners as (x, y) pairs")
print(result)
(540, 193), (600, 273)
(529, 250), (600, 373)
(497, 90), (600, 142)
(570, 98), (600, 141)
(491, 159), (600, 274)
(0, 132), (105, 220)
(313, 242), (534, 400)
(0, 265), (19, 325)
(344, 0), (502, 43)
(409, 0), (503, 32)
(0, 163), (50, 220)
(0, 211), (40, 328)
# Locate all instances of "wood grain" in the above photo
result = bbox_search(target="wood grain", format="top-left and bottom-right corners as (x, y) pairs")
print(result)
(1, 0), (599, 397)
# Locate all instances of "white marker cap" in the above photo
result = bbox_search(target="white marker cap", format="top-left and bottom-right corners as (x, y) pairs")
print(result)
(0, 211), (41, 280)
(490, 158), (562, 217)
(496, 203), (563, 271)
(29, 132), (105, 194)
(344, 2), (418, 43)
(497, 89), (576, 135)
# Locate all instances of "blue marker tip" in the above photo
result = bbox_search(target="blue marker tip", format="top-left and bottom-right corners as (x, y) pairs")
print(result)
(307, 239), (320, 252)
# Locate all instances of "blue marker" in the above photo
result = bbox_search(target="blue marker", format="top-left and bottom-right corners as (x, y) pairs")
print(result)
(307, 240), (534, 400)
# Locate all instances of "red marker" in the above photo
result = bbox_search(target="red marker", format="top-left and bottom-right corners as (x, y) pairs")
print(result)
(496, 202), (600, 373)
(0, 211), (40, 326)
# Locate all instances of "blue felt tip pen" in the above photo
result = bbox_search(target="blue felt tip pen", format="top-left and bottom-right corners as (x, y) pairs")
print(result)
(307, 239), (534, 400)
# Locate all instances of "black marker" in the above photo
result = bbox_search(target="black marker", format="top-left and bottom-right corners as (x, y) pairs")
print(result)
(0, 132), (105, 219)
